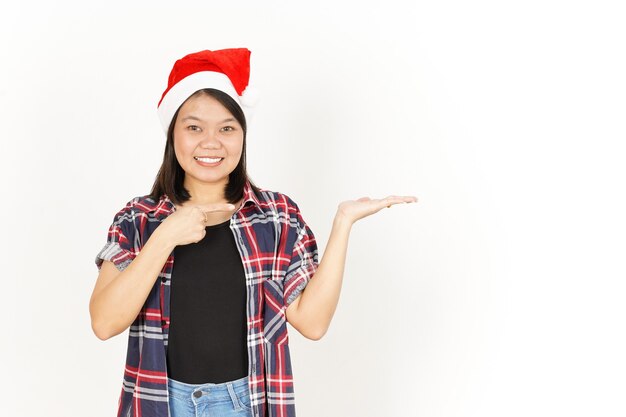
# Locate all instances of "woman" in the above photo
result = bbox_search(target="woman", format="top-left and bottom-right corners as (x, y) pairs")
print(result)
(89, 48), (417, 417)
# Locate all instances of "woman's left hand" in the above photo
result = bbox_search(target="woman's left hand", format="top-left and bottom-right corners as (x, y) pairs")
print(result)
(337, 195), (418, 225)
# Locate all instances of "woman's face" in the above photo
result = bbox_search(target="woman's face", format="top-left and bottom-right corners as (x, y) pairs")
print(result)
(173, 92), (244, 187)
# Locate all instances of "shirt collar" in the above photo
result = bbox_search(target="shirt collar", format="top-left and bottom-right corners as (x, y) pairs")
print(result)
(150, 179), (261, 218)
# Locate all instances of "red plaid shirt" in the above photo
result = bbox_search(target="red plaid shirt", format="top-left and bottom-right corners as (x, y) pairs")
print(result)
(95, 179), (320, 417)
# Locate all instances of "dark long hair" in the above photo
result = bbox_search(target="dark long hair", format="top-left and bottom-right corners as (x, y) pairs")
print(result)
(148, 88), (261, 206)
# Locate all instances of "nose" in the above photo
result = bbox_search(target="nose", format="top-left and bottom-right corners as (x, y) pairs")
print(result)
(199, 130), (220, 148)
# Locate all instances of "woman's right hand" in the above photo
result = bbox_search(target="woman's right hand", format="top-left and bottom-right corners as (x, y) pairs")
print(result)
(157, 203), (236, 247)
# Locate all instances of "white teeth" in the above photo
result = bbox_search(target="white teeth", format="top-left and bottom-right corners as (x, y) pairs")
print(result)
(195, 157), (223, 163)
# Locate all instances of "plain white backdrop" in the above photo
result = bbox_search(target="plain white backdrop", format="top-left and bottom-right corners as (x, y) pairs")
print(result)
(1, 1), (625, 416)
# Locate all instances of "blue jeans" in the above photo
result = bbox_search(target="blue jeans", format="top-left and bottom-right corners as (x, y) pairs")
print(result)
(167, 375), (253, 417)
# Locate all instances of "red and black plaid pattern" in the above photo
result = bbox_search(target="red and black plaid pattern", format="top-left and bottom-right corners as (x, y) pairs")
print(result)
(95, 179), (319, 417)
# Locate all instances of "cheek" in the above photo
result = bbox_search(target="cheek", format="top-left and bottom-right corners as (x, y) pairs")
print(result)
(174, 135), (194, 158)
(226, 137), (244, 156)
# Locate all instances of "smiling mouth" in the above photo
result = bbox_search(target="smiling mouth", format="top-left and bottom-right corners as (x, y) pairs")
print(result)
(194, 156), (224, 163)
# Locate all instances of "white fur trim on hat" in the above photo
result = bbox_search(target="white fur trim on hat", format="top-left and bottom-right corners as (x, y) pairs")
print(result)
(157, 71), (255, 133)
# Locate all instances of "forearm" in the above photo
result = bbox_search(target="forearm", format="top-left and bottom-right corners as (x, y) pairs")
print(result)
(90, 228), (175, 340)
(295, 211), (352, 339)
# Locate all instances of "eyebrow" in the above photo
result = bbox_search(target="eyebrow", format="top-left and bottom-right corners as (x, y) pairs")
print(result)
(180, 115), (237, 123)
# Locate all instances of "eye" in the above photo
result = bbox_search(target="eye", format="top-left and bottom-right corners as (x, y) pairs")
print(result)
(187, 125), (201, 132)
(221, 126), (235, 132)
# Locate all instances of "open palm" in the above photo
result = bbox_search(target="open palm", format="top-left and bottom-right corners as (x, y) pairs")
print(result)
(337, 195), (418, 224)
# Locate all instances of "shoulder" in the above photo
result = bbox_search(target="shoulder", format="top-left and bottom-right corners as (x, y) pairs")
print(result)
(110, 196), (140, 218)
(109, 195), (160, 224)
(255, 188), (312, 234)
(117, 194), (163, 215)
(255, 188), (302, 215)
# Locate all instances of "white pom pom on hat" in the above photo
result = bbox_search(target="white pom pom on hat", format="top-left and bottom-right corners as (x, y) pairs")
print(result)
(239, 85), (260, 108)
(157, 48), (259, 134)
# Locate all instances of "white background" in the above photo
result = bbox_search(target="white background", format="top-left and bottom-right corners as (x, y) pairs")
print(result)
(2, 1), (625, 416)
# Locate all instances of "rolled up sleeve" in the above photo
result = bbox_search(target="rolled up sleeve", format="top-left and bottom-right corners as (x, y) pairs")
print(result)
(95, 200), (138, 273)
(283, 206), (320, 308)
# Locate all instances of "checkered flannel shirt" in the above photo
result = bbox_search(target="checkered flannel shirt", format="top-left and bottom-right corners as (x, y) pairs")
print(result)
(94, 179), (320, 417)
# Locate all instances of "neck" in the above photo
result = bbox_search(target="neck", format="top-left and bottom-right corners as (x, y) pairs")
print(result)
(183, 177), (229, 205)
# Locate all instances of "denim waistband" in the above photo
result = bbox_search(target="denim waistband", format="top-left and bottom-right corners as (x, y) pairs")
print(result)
(167, 375), (249, 400)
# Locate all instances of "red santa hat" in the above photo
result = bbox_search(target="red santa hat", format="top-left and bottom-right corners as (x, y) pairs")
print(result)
(157, 48), (259, 133)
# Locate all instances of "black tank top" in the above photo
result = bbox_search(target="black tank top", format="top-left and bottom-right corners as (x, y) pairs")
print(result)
(166, 219), (249, 383)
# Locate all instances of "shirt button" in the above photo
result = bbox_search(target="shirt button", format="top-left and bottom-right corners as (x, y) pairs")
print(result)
(161, 320), (167, 326)
(193, 391), (202, 398)
(161, 277), (166, 283)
